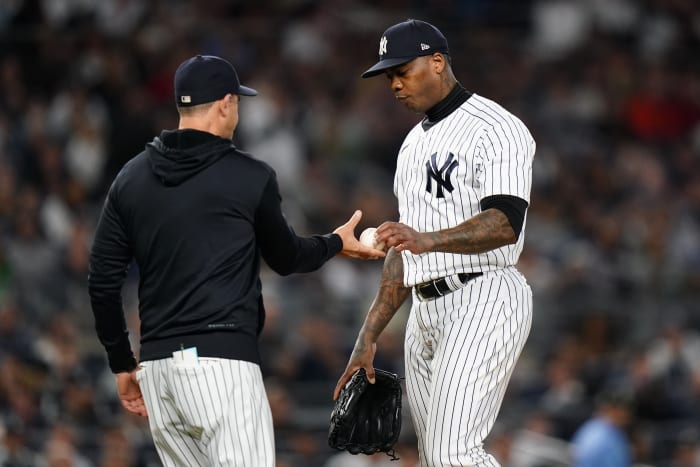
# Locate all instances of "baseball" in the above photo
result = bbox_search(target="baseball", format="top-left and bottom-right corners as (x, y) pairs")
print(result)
(359, 227), (385, 250)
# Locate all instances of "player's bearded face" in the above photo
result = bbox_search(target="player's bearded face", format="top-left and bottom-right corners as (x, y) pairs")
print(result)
(386, 57), (441, 114)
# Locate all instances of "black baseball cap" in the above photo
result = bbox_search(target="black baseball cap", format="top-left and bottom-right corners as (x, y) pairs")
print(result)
(174, 55), (257, 107)
(361, 19), (449, 78)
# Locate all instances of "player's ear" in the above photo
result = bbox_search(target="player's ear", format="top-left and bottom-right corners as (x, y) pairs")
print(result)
(432, 53), (446, 74)
(218, 94), (233, 116)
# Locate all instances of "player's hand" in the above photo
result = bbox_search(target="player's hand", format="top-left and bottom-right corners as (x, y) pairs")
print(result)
(376, 221), (435, 254)
(334, 210), (386, 259)
(333, 337), (377, 400)
(115, 370), (148, 417)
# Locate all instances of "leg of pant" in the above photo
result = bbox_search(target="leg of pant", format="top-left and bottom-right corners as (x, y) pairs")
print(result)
(137, 360), (209, 467)
(204, 360), (275, 467)
(404, 308), (433, 466)
(423, 271), (533, 466)
(139, 358), (275, 467)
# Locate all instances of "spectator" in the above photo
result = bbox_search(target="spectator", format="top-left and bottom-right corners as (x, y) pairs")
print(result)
(571, 389), (634, 467)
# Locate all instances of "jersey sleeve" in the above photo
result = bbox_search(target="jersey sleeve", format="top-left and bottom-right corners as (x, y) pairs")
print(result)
(477, 117), (535, 202)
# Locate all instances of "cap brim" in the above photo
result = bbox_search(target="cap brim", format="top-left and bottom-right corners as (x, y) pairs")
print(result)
(361, 57), (415, 78)
(237, 85), (258, 96)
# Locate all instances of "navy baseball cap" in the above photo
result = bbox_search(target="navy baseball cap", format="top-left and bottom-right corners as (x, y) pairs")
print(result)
(174, 55), (257, 107)
(362, 19), (450, 78)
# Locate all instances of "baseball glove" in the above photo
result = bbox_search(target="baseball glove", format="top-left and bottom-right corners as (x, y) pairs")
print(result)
(328, 368), (402, 459)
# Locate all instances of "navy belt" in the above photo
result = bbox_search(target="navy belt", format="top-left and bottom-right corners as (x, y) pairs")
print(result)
(415, 272), (483, 300)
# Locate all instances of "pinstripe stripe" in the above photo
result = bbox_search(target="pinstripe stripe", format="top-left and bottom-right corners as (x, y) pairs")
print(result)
(211, 362), (231, 462)
(138, 358), (275, 467)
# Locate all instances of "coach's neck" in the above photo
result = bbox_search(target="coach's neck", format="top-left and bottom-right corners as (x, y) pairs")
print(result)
(177, 95), (238, 140)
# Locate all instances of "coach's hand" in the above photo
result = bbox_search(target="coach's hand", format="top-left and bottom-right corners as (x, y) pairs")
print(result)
(334, 336), (377, 401)
(334, 210), (386, 259)
(376, 221), (434, 254)
(116, 371), (148, 417)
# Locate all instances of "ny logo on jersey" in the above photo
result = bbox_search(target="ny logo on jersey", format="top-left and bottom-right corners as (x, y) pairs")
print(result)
(379, 36), (388, 56)
(425, 152), (458, 198)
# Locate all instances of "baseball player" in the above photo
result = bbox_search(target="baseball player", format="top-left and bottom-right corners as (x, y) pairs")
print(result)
(334, 20), (535, 466)
(87, 55), (384, 467)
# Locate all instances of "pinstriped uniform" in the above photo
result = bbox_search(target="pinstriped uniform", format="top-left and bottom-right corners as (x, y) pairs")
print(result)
(396, 94), (535, 285)
(136, 358), (274, 467)
(396, 94), (535, 466)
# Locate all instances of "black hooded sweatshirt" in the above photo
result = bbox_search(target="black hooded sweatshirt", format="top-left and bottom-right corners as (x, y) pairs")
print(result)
(88, 129), (342, 373)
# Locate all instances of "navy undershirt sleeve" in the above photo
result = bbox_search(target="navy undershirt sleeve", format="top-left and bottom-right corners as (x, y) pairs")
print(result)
(480, 195), (529, 239)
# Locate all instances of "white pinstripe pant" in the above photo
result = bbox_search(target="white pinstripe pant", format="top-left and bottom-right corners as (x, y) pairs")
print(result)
(136, 357), (275, 467)
(405, 267), (532, 467)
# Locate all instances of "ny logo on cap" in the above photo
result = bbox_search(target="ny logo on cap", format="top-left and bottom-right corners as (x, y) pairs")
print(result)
(379, 36), (387, 56)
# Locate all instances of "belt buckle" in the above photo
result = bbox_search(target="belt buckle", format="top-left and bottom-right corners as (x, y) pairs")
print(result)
(415, 282), (433, 301)
(416, 280), (441, 301)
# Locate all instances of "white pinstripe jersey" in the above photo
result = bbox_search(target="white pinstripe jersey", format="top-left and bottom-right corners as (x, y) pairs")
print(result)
(395, 93), (535, 286)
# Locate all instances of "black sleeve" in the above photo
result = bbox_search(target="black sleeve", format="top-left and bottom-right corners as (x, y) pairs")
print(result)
(480, 195), (529, 239)
(254, 175), (342, 276)
(87, 186), (138, 373)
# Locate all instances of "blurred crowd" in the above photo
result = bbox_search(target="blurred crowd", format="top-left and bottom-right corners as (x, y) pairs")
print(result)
(1, 0), (700, 466)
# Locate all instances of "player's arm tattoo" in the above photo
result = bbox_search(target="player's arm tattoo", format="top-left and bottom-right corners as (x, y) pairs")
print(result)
(429, 208), (516, 254)
(357, 248), (411, 344)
